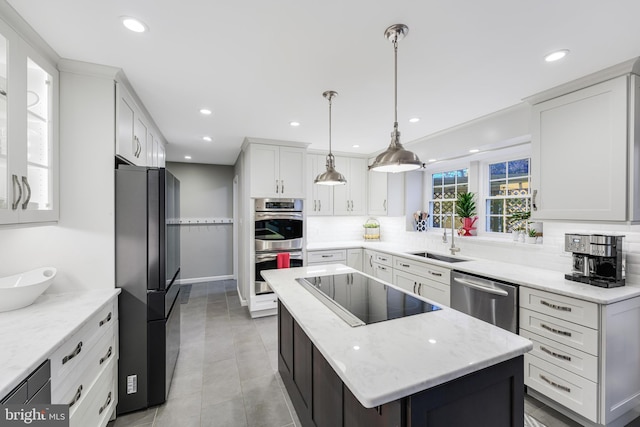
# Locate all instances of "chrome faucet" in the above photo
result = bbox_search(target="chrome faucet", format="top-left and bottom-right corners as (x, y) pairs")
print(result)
(448, 214), (460, 255)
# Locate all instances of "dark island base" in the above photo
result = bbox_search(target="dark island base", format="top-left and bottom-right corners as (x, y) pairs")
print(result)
(278, 302), (524, 427)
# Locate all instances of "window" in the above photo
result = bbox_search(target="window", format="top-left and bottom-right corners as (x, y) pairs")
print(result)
(429, 168), (468, 228)
(485, 158), (531, 233)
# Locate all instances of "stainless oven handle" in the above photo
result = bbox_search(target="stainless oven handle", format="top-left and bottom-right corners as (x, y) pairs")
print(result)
(255, 212), (303, 221)
(453, 277), (509, 297)
(256, 252), (303, 262)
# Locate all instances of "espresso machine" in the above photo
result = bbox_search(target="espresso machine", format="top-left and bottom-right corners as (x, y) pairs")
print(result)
(564, 234), (625, 288)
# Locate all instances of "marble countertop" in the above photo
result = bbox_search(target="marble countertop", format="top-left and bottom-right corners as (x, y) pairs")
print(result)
(262, 265), (533, 408)
(307, 241), (640, 304)
(0, 289), (120, 398)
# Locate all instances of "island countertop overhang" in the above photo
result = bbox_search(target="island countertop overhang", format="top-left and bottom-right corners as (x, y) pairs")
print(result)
(262, 264), (533, 408)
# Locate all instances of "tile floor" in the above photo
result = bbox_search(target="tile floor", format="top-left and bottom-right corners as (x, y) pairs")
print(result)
(110, 280), (639, 427)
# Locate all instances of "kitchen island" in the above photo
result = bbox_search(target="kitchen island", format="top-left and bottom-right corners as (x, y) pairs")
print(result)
(262, 264), (533, 427)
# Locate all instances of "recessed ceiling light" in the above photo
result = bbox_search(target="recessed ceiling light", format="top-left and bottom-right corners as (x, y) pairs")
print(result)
(409, 117), (420, 123)
(203, 136), (212, 142)
(544, 49), (569, 62)
(289, 121), (300, 127)
(200, 108), (212, 115)
(121, 17), (148, 33)
(184, 155), (192, 160)
(469, 149), (480, 153)
(352, 145), (360, 148)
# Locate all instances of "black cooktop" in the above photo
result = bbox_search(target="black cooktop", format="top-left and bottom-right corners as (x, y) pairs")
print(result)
(296, 272), (440, 327)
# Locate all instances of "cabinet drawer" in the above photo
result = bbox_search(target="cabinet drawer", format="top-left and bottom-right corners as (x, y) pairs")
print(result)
(525, 354), (597, 422)
(520, 308), (598, 356)
(53, 322), (116, 405)
(520, 329), (598, 382)
(520, 287), (598, 328)
(50, 300), (117, 393)
(70, 358), (116, 427)
(373, 252), (392, 267)
(393, 257), (450, 285)
(308, 250), (346, 264)
(393, 270), (449, 307)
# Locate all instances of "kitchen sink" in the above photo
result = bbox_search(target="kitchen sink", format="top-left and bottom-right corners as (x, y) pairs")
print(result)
(410, 252), (468, 263)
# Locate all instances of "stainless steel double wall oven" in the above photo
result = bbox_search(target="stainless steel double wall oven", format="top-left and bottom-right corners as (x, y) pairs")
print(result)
(255, 198), (304, 294)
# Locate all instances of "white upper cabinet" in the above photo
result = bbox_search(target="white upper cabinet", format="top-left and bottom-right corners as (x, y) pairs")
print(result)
(248, 143), (306, 199)
(307, 153), (333, 216)
(0, 21), (58, 225)
(529, 66), (640, 222)
(368, 167), (387, 215)
(333, 156), (366, 215)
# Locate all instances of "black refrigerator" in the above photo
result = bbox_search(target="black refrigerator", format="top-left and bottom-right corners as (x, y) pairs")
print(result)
(115, 165), (181, 414)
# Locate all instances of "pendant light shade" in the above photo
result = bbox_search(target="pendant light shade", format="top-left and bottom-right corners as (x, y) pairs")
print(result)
(369, 24), (422, 173)
(315, 90), (347, 186)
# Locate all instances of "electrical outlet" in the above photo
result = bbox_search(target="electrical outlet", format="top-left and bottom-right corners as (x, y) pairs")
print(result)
(127, 375), (137, 394)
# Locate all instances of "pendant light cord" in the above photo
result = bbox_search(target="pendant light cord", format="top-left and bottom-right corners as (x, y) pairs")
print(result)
(328, 94), (333, 154)
(393, 36), (399, 133)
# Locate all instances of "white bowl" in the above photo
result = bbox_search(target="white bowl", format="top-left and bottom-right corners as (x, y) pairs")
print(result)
(0, 267), (57, 313)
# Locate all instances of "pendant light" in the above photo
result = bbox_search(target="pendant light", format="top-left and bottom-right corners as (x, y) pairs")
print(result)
(369, 24), (422, 173)
(315, 90), (347, 186)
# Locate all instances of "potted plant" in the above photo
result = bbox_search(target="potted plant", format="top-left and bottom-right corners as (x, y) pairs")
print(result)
(508, 211), (531, 241)
(456, 192), (477, 236)
(526, 228), (538, 244)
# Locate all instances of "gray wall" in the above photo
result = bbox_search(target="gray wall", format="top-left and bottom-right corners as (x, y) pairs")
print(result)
(167, 162), (234, 282)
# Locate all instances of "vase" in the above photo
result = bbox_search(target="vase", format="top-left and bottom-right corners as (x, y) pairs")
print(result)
(461, 217), (477, 236)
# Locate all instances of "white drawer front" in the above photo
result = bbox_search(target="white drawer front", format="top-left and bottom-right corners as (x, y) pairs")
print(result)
(373, 252), (392, 267)
(308, 250), (346, 264)
(53, 322), (117, 404)
(525, 354), (598, 422)
(520, 329), (598, 382)
(419, 279), (450, 307)
(521, 287), (598, 328)
(520, 308), (598, 356)
(50, 300), (117, 386)
(393, 257), (450, 285)
(70, 358), (116, 427)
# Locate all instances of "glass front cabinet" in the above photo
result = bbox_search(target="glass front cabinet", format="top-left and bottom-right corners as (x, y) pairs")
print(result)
(0, 18), (58, 224)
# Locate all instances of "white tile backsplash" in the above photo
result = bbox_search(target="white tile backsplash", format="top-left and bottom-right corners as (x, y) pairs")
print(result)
(307, 216), (640, 286)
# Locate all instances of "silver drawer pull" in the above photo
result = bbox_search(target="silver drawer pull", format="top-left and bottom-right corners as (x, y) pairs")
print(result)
(99, 312), (112, 327)
(540, 346), (572, 362)
(540, 374), (571, 393)
(99, 346), (113, 365)
(62, 342), (83, 364)
(541, 323), (572, 337)
(378, 265), (387, 271)
(399, 263), (410, 268)
(379, 257), (388, 261)
(69, 385), (83, 407)
(429, 270), (443, 277)
(98, 392), (112, 415)
(321, 255), (333, 258)
(541, 300), (572, 312)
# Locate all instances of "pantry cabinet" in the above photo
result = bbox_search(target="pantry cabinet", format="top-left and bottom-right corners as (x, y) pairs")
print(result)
(247, 142), (306, 199)
(307, 153), (333, 216)
(0, 20), (58, 225)
(334, 156), (366, 215)
(528, 61), (640, 222)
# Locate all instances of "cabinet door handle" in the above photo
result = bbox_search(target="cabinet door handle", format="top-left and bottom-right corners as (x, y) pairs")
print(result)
(540, 346), (572, 362)
(99, 312), (112, 327)
(98, 391), (112, 415)
(275, 180), (279, 193)
(99, 346), (113, 365)
(62, 341), (83, 364)
(541, 323), (572, 337)
(413, 282), (417, 293)
(532, 189), (538, 211)
(314, 200), (317, 211)
(281, 180), (284, 193)
(69, 385), (83, 407)
(318, 200), (321, 211)
(540, 300), (572, 312)
(418, 283), (422, 295)
(369, 256), (373, 268)
(21, 176), (31, 210)
(11, 174), (22, 210)
(539, 374), (570, 393)
(383, 199), (387, 210)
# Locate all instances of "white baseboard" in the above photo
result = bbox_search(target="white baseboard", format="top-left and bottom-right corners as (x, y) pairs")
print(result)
(177, 275), (234, 285)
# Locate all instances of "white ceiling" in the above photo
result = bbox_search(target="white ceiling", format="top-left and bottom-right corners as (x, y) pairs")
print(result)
(8, 0), (640, 165)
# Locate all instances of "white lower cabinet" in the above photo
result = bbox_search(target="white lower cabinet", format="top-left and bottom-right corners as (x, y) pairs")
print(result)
(520, 287), (640, 426)
(347, 248), (363, 271)
(307, 249), (346, 266)
(393, 256), (451, 307)
(51, 298), (118, 427)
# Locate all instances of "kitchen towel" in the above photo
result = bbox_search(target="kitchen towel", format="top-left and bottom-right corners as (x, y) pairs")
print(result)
(277, 252), (290, 269)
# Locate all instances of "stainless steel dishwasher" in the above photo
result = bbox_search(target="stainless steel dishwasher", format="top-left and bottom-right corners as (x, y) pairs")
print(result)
(450, 271), (518, 333)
